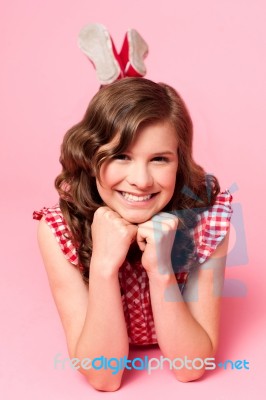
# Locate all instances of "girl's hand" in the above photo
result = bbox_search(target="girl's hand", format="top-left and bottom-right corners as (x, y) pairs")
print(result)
(91, 207), (138, 275)
(136, 212), (179, 277)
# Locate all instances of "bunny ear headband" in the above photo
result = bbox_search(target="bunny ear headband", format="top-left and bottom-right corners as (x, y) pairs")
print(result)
(78, 23), (149, 85)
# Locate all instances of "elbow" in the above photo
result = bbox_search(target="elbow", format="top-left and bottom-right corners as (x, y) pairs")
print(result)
(174, 368), (206, 383)
(73, 350), (125, 391)
(85, 375), (122, 392)
(75, 364), (123, 391)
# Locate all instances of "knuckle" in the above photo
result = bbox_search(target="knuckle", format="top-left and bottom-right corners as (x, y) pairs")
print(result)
(94, 206), (106, 216)
(170, 217), (179, 228)
(119, 225), (129, 237)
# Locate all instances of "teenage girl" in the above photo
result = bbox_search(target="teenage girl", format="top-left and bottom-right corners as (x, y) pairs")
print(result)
(34, 77), (232, 391)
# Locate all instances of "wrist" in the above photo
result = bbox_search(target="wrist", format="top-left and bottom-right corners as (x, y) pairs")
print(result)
(147, 268), (176, 286)
(90, 256), (120, 280)
(146, 259), (173, 276)
(147, 270), (184, 303)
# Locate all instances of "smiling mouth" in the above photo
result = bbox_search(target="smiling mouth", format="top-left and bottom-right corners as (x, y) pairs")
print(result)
(119, 191), (157, 202)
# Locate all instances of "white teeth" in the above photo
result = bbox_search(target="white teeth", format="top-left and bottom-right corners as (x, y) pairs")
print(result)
(121, 192), (152, 202)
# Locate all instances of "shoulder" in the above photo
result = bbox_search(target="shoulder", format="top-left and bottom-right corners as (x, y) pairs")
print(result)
(33, 205), (65, 224)
(192, 190), (233, 264)
(33, 205), (78, 266)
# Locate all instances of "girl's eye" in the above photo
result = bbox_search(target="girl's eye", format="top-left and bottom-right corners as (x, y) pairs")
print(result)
(152, 156), (169, 163)
(113, 154), (130, 160)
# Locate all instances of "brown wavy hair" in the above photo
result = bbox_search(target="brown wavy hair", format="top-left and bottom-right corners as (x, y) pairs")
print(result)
(55, 77), (220, 283)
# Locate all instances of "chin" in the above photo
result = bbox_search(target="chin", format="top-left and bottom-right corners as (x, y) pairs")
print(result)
(122, 212), (154, 224)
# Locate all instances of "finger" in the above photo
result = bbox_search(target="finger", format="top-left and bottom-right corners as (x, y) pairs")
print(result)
(101, 208), (126, 222)
(136, 232), (146, 251)
(94, 206), (110, 217)
(152, 212), (178, 223)
(137, 223), (153, 237)
(151, 213), (179, 230)
(138, 219), (177, 236)
(136, 225), (157, 250)
(95, 207), (119, 220)
(127, 224), (138, 242)
(153, 211), (174, 219)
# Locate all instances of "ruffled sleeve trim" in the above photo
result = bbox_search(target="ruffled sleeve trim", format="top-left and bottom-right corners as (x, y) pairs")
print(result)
(33, 206), (78, 266)
(192, 190), (233, 264)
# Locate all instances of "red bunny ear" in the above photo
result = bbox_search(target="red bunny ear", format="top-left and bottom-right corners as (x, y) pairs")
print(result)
(78, 23), (124, 85)
(119, 29), (149, 78)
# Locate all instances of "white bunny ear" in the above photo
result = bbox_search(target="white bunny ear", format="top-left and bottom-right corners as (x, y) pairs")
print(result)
(77, 23), (124, 85)
(119, 29), (149, 78)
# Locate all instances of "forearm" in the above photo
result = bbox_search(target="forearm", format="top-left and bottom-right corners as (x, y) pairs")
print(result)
(75, 259), (129, 390)
(148, 272), (214, 381)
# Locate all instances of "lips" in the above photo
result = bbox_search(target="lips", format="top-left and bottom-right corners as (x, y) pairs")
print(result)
(120, 191), (155, 202)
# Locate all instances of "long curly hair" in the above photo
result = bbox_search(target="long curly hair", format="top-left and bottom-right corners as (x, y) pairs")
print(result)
(55, 77), (220, 283)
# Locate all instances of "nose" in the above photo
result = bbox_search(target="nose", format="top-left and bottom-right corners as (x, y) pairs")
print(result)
(126, 162), (154, 189)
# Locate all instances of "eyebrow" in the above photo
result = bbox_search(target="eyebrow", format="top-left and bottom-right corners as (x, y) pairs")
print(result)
(124, 150), (178, 157)
(150, 151), (177, 156)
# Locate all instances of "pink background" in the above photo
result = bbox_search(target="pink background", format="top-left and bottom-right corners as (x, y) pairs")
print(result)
(1, 0), (265, 398)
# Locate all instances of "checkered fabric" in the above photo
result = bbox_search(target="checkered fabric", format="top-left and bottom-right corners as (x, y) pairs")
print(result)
(192, 190), (233, 264)
(118, 261), (188, 344)
(33, 190), (232, 345)
(33, 207), (78, 266)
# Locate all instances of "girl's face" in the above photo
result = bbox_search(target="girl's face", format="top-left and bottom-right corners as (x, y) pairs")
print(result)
(96, 120), (179, 224)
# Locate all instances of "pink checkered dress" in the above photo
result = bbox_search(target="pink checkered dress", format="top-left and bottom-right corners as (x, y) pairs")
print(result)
(33, 190), (233, 345)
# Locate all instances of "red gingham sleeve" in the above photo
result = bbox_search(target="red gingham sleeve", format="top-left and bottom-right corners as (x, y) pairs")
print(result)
(33, 206), (79, 266)
(192, 190), (233, 264)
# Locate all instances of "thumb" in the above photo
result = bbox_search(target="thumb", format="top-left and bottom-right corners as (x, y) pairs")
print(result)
(136, 229), (146, 251)
(127, 224), (138, 243)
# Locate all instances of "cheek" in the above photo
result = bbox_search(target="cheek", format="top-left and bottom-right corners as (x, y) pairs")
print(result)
(158, 169), (177, 190)
(100, 164), (124, 187)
